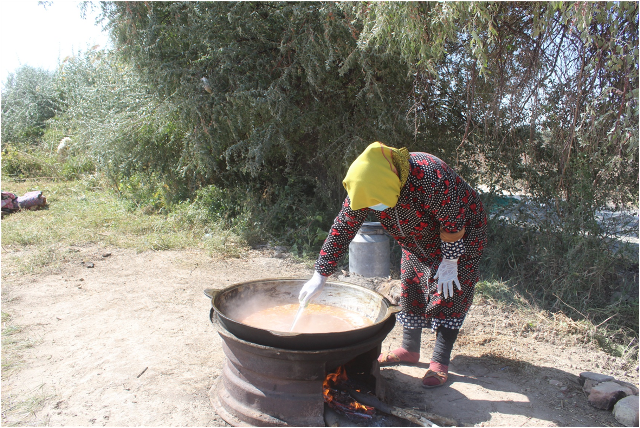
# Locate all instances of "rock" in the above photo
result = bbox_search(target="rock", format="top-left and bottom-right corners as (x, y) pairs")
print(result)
(613, 380), (640, 396)
(549, 379), (563, 386)
(588, 381), (631, 410)
(579, 372), (615, 386)
(580, 371), (618, 393)
(375, 279), (402, 305)
(612, 382), (639, 397)
(583, 379), (599, 394)
(613, 396), (639, 427)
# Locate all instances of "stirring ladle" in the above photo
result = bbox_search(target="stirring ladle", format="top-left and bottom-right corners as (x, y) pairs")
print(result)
(289, 301), (308, 332)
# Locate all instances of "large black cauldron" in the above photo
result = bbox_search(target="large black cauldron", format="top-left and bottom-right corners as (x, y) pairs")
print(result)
(204, 278), (399, 350)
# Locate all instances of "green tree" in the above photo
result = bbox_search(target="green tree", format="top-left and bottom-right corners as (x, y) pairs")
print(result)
(87, 1), (423, 244)
(1, 65), (60, 145)
(96, 2), (416, 196)
(47, 47), (189, 206)
(353, 1), (638, 208)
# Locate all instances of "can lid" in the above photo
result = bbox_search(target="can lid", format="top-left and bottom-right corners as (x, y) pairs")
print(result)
(358, 221), (386, 235)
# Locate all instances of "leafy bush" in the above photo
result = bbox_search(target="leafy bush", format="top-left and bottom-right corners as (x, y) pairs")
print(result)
(1, 145), (58, 179)
(94, 2), (417, 204)
(1, 143), (95, 181)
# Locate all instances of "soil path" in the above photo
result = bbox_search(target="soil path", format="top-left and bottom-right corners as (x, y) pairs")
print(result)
(1, 245), (635, 427)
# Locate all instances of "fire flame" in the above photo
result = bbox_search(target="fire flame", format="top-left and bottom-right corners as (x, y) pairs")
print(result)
(323, 366), (375, 418)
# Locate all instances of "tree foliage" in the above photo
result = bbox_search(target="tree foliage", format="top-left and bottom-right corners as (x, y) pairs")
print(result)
(354, 1), (638, 209)
(95, 2), (417, 204)
(49, 48), (188, 196)
(350, 1), (638, 324)
(1, 66), (60, 145)
(91, 2), (638, 213)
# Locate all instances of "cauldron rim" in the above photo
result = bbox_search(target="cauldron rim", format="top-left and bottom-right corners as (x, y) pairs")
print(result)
(205, 277), (399, 351)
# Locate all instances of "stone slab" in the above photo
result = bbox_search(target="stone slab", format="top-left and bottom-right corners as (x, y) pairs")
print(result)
(579, 371), (615, 386)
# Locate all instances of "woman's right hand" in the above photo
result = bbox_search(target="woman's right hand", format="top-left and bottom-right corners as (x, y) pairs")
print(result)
(298, 271), (327, 306)
(434, 258), (461, 299)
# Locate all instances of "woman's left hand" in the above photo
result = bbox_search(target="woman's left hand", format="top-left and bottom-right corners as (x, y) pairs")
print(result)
(434, 258), (461, 299)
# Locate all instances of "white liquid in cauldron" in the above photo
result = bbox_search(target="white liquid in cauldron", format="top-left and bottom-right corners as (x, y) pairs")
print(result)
(239, 303), (373, 333)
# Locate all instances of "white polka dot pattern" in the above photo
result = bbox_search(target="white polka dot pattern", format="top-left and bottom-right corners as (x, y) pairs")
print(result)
(441, 239), (465, 259)
(397, 312), (465, 331)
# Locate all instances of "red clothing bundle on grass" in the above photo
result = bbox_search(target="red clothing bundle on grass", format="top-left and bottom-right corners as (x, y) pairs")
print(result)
(17, 191), (47, 210)
(2, 190), (47, 217)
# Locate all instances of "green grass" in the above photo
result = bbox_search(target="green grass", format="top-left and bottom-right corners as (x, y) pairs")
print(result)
(1, 176), (247, 277)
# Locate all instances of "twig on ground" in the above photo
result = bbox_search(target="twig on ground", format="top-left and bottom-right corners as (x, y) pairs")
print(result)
(552, 293), (589, 320)
(594, 314), (618, 329)
(137, 367), (148, 378)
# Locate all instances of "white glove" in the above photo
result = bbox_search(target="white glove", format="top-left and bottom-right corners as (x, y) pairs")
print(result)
(298, 271), (327, 305)
(434, 258), (461, 299)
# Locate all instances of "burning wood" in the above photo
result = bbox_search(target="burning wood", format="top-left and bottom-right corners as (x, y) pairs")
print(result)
(348, 388), (457, 427)
(323, 366), (456, 427)
(323, 366), (375, 420)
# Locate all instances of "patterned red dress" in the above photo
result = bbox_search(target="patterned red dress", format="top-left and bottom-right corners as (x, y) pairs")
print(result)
(315, 152), (487, 330)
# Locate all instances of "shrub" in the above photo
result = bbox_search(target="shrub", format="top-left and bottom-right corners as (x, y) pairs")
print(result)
(1, 145), (58, 179)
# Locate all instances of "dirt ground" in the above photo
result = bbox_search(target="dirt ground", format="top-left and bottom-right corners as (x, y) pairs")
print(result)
(1, 245), (637, 427)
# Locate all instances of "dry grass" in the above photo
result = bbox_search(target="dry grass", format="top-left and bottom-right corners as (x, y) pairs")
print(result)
(458, 293), (638, 380)
(1, 384), (53, 427)
(375, 275), (637, 371)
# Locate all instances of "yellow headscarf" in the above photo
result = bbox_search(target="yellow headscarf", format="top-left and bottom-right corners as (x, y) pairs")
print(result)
(343, 142), (410, 210)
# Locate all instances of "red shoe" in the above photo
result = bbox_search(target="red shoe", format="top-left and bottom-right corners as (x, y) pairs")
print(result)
(378, 348), (420, 366)
(422, 361), (448, 388)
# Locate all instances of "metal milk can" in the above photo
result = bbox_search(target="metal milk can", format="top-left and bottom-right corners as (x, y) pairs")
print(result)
(349, 222), (390, 278)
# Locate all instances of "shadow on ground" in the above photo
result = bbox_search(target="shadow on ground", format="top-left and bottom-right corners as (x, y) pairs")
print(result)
(382, 354), (617, 427)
